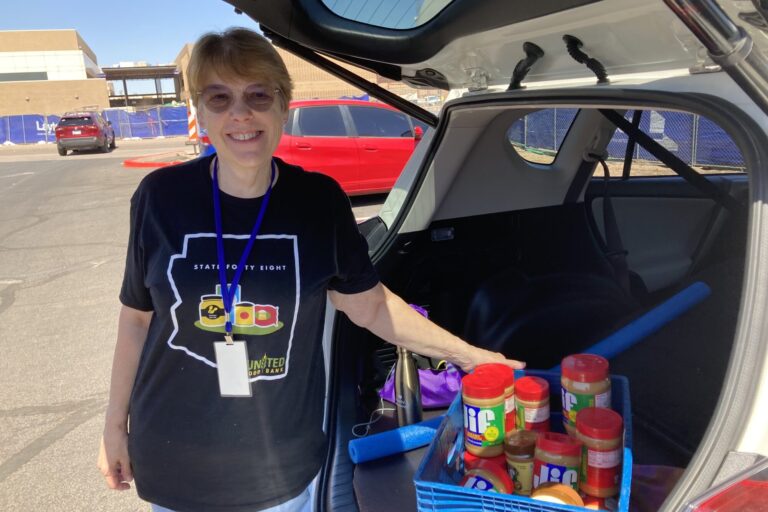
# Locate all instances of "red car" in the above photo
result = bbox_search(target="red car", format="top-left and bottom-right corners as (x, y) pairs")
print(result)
(275, 99), (426, 195)
(55, 111), (116, 156)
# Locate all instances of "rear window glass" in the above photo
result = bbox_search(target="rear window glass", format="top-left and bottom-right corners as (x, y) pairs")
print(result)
(603, 110), (745, 176)
(297, 106), (346, 136)
(412, 118), (429, 134)
(349, 106), (412, 137)
(59, 117), (94, 127)
(507, 108), (579, 165)
(284, 109), (295, 136)
(321, 0), (453, 29)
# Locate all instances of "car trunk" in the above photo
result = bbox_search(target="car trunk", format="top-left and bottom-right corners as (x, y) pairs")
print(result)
(325, 199), (746, 511)
(375, 183), (745, 458)
(322, 92), (757, 511)
(56, 119), (98, 139)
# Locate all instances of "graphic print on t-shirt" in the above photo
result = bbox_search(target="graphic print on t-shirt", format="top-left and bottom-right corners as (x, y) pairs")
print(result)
(166, 233), (300, 381)
(196, 283), (282, 335)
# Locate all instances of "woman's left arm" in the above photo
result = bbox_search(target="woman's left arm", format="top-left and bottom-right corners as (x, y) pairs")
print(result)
(329, 283), (524, 372)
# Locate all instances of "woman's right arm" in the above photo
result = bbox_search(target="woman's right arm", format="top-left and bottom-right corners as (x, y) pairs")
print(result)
(97, 305), (152, 490)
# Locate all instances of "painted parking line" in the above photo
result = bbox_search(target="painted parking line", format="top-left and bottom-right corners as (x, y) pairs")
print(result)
(0, 172), (35, 178)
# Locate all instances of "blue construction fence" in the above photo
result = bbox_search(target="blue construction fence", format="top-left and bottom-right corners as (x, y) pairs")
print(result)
(509, 108), (744, 169)
(0, 106), (188, 144)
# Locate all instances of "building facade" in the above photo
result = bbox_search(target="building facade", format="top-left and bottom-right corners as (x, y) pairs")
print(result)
(0, 30), (110, 116)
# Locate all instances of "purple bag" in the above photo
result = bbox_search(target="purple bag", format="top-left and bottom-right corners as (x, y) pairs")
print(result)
(378, 303), (464, 408)
(379, 363), (464, 409)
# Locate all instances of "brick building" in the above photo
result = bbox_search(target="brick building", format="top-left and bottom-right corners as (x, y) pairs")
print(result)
(0, 30), (110, 116)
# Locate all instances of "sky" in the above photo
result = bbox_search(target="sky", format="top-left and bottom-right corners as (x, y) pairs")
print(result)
(0, 0), (258, 67)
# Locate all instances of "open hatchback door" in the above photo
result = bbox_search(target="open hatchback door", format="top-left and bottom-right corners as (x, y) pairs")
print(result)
(224, 1), (768, 511)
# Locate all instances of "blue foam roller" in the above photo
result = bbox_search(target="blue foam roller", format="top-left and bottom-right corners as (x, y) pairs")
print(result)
(550, 281), (711, 371)
(348, 415), (444, 464)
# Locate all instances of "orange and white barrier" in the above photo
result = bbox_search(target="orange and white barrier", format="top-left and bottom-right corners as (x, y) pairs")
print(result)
(187, 99), (198, 144)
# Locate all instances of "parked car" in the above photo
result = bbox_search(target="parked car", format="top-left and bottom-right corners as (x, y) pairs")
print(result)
(233, 1), (768, 511)
(274, 99), (427, 195)
(54, 111), (116, 156)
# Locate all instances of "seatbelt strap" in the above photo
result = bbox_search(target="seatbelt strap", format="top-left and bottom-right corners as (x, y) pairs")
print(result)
(622, 110), (643, 180)
(598, 158), (631, 295)
(599, 109), (744, 212)
(564, 158), (597, 203)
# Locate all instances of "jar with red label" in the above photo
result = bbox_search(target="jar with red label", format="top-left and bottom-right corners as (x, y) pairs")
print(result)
(515, 376), (550, 432)
(459, 458), (513, 494)
(533, 432), (582, 492)
(462, 372), (506, 457)
(474, 363), (515, 434)
(576, 407), (623, 498)
(561, 354), (611, 437)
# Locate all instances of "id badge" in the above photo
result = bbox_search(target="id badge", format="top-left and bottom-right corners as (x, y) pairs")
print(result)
(214, 341), (252, 397)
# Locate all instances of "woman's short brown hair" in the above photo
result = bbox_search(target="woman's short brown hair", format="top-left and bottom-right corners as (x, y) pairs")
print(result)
(188, 27), (293, 111)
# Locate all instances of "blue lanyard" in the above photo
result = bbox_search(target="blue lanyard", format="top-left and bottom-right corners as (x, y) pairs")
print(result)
(212, 156), (275, 339)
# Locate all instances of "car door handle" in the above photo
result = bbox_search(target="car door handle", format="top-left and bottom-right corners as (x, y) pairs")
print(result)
(362, 146), (378, 151)
(296, 143), (312, 149)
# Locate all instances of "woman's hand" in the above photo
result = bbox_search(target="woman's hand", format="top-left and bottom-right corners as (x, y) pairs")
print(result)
(98, 305), (150, 491)
(330, 283), (526, 374)
(458, 345), (526, 373)
(97, 427), (133, 491)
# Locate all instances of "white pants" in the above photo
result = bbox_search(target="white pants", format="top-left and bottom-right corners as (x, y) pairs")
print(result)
(150, 478), (315, 512)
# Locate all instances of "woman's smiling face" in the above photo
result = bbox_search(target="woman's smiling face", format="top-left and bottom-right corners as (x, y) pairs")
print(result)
(197, 71), (288, 173)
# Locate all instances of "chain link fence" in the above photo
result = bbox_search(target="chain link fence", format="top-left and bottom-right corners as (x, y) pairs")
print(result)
(2, 105), (747, 170)
(508, 109), (745, 170)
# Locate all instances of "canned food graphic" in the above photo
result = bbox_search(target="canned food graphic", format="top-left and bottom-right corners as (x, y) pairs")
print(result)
(199, 295), (225, 327)
(234, 302), (256, 326)
(254, 305), (279, 327)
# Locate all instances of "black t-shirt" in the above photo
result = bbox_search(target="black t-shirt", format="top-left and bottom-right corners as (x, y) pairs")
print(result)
(120, 155), (378, 512)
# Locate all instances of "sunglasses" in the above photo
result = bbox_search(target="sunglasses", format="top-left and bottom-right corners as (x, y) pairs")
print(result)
(198, 84), (281, 113)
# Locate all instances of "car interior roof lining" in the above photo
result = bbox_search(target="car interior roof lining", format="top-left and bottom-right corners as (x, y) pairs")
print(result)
(392, 84), (758, 235)
(232, 0), (600, 67)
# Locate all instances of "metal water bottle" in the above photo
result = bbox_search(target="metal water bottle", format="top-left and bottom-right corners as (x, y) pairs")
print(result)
(395, 346), (423, 426)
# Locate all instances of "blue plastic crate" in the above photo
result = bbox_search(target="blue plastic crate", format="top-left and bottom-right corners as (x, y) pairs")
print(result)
(414, 370), (632, 512)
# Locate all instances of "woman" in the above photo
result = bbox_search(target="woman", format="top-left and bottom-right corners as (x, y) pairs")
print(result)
(97, 27), (523, 512)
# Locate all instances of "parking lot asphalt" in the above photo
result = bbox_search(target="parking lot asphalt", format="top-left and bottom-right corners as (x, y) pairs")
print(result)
(0, 137), (195, 163)
(0, 137), (385, 510)
(0, 145), (153, 511)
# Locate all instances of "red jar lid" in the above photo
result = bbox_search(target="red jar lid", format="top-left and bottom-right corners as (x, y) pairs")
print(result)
(474, 363), (514, 388)
(515, 376), (549, 401)
(576, 407), (623, 440)
(462, 372), (505, 399)
(561, 354), (609, 383)
(461, 458), (513, 494)
(536, 432), (582, 457)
